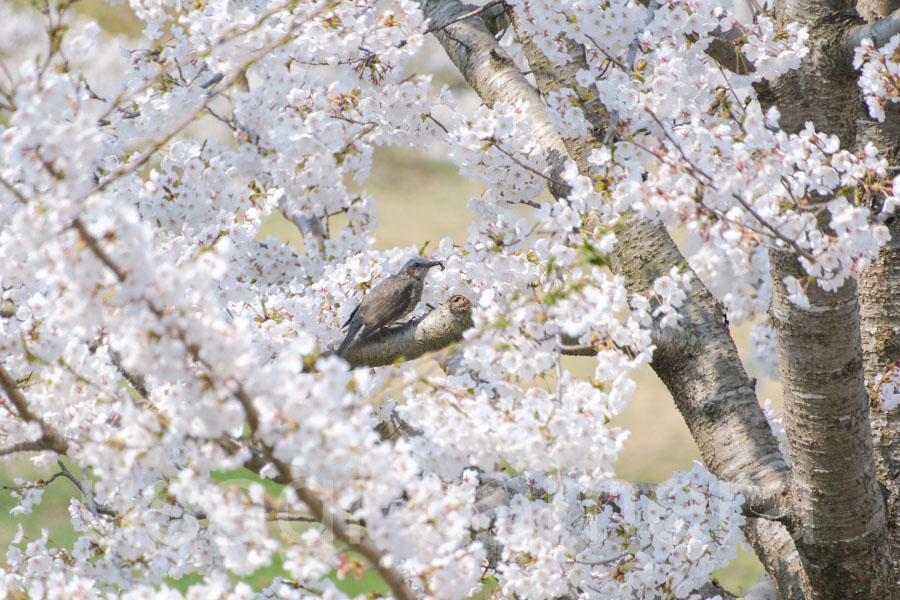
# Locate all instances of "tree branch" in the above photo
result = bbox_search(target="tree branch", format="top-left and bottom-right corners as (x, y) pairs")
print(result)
(857, 0), (900, 22)
(0, 439), (55, 458)
(108, 344), (149, 400)
(851, 1), (900, 579)
(559, 342), (599, 356)
(423, 2), (802, 595)
(859, 181), (900, 583)
(0, 363), (68, 455)
(508, 0), (793, 495)
(738, 578), (778, 600)
(420, 0), (572, 198)
(424, 0), (504, 34)
(266, 452), (416, 600)
(281, 201), (327, 258)
(728, 482), (794, 523)
(846, 7), (900, 51)
(340, 295), (474, 368)
(226, 374), (416, 600)
(758, 0), (900, 593)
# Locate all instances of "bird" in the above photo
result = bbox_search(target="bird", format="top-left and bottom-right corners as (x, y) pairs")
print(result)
(336, 256), (444, 358)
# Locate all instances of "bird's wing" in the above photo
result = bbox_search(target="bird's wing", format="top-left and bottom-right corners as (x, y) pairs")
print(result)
(336, 320), (362, 357)
(357, 277), (417, 333)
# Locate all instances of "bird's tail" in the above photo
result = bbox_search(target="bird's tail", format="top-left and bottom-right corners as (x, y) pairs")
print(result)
(336, 322), (363, 358)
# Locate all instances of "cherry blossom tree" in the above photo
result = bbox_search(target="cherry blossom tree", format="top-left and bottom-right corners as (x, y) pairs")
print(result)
(1, 0), (900, 598)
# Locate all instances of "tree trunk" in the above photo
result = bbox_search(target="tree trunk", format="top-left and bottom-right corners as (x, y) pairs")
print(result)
(770, 250), (895, 598)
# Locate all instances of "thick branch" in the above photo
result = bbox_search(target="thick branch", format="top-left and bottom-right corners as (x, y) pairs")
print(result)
(340, 295), (474, 368)
(693, 577), (777, 600)
(281, 201), (326, 258)
(729, 483), (782, 516)
(421, 0), (571, 197)
(424, 0), (504, 34)
(424, 1), (801, 595)
(738, 578), (778, 600)
(782, 0), (857, 26)
(0, 439), (55, 457)
(559, 341), (601, 356)
(852, 3), (900, 580)
(846, 6), (900, 50)
(857, 0), (900, 21)
(757, 0), (900, 593)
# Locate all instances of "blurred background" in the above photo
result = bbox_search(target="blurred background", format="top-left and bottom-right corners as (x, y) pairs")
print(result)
(0, 1), (783, 596)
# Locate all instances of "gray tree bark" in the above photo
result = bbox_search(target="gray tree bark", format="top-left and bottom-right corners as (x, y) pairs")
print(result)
(770, 253), (893, 597)
(759, 0), (899, 595)
(853, 5), (900, 578)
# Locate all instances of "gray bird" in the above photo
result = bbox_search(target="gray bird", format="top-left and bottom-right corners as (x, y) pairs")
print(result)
(336, 257), (443, 358)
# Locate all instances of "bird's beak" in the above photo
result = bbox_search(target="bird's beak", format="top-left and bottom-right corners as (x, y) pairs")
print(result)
(427, 260), (444, 271)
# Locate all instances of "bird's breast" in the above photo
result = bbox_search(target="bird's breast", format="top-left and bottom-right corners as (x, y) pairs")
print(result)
(402, 282), (424, 316)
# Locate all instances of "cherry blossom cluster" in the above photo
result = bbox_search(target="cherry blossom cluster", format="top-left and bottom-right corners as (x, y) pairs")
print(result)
(637, 122), (892, 296)
(741, 17), (810, 80)
(445, 101), (547, 204)
(508, 0), (800, 325)
(1, 3), (468, 599)
(854, 33), (900, 122)
(493, 464), (745, 599)
(544, 88), (592, 138)
(873, 364), (900, 412)
(509, 0), (895, 320)
(1, 0), (892, 597)
(6, 482), (43, 517)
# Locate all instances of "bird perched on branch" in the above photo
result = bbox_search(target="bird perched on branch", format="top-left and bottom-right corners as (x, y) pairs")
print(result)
(337, 257), (444, 358)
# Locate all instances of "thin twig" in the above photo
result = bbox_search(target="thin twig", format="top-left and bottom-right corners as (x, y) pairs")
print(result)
(0, 471), (66, 491)
(555, 332), (565, 400)
(56, 459), (117, 517)
(635, 110), (816, 262)
(584, 33), (629, 71)
(427, 113), (571, 192)
(268, 514), (366, 526)
(490, 139), (570, 190)
(506, 198), (542, 209)
(0, 175), (28, 203)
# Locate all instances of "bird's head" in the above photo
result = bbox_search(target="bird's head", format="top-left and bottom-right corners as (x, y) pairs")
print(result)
(401, 257), (443, 280)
